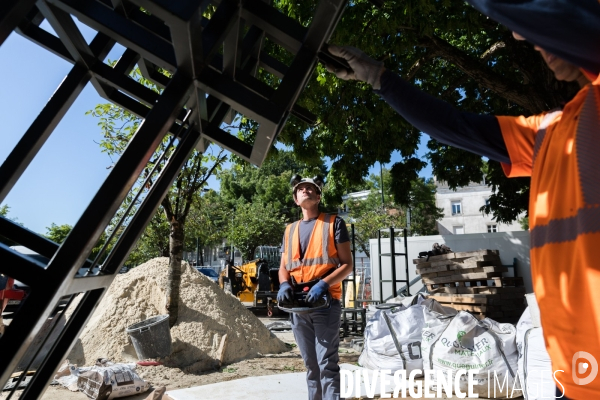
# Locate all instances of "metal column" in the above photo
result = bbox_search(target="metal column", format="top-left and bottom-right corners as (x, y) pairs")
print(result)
(0, 0), (354, 397)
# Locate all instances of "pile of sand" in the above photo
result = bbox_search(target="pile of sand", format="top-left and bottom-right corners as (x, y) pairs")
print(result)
(68, 258), (287, 372)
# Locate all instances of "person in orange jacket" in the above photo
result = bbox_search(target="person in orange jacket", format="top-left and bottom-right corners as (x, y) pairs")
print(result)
(278, 175), (353, 400)
(326, 3), (600, 396)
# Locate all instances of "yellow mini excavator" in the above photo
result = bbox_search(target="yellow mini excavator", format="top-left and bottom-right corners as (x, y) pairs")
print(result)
(218, 246), (281, 316)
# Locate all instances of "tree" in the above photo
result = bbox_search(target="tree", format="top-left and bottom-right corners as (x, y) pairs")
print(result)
(183, 190), (230, 265)
(123, 210), (171, 266)
(228, 201), (286, 262)
(44, 223), (110, 264)
(407, 178), (445, 236)
(89, 66), (227, 327)
(346, 193), (404, 258)
(346, 170), (443, 256)
(218, 150), (326, 222)
(518, 216), (529, 231)
(44, 223), (73, 244)
(272, 0), (580, 222)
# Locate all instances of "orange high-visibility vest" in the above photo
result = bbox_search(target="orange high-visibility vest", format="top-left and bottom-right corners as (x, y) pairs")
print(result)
(498, 74), (600, 399)
(282, 213), (342, 299)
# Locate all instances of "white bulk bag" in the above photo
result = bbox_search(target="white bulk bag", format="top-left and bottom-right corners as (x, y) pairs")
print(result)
(359, 303), (424, 374)
(359, 304), (406, 372)
(359, 298), (454, 375)
(516, 307), (555, 400)
(421, 307), (457, 373)
(427, 311), (520, 399)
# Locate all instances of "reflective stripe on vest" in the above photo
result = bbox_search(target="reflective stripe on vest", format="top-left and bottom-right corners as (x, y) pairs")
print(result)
(533, 110), (562, 163)
(283, 213), (340, 273)
(531, 87), (600, 249)
(576, 87), (600, 205)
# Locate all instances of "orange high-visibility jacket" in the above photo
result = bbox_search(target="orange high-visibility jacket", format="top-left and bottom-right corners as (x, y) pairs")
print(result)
(498, 74), (600, 399)
(282, 213), (342, 299)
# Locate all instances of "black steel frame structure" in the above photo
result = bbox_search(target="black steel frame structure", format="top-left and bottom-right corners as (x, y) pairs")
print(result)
(0, 0), (351, 397)
(377, 227), (410, 302)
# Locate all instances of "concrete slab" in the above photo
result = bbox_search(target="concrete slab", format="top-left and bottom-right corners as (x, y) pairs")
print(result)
(166, 371), (308, 400)
(165, 364), (416, 400)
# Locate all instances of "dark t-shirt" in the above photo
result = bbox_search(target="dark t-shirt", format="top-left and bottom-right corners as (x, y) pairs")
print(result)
(280, 215), (349, 260)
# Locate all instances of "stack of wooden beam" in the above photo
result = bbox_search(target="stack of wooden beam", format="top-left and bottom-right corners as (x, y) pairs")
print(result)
(415, 249), (526, 322)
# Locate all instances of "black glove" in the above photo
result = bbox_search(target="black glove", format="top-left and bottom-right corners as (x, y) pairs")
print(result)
(277, 281), (293, 303)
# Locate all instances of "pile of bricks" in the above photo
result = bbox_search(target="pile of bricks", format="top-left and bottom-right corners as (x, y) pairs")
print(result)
(415, 249), (526, 322)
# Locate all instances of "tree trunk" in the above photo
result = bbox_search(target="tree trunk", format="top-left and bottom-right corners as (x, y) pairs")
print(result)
(419, 34), (578, 114)
(166, 217), (185, 328)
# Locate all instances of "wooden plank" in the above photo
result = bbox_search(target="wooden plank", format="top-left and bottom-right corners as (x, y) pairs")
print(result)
(431, 285), (526, 295)
(466, 286), (526, 294)
(447, 259), (502, 270)
(429, 293), (525, 306)
(416, 264), (449, 274)
(414, 250), (499, 265)
(436, 270), (456, 277)
(425, 271), (504, 285)
(430, 295), (489, 305)
(444, 303), (487, 312)
(424, 253), (456, 262)
(430, 255), (499, 268)
(430, 259), (461, 268)
(413, 258), (432, 265)
(453, 250), (499, 258)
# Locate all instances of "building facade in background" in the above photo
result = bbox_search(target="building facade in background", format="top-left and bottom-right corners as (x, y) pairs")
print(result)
(435, 179), (523, 235)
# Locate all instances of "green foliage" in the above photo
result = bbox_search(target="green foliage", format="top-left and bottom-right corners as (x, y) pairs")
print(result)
(518, 216), (529, 231)
(219, 150), (326, 222)
(346, 171), (442, 256)
(228, 201), (287, 262)
(271, 0), (580, 223)
(44, 223), (110, 264)
(0, 204), (19, 246)
(346, 193), (405, 257)
(184, 190), (230, 252)
(88, 65), (227, 269)
(408, 178), (445, 236)
(126, 210), (171, 266)
(44, 223), (73, 244)
(479, 161), (530, 223)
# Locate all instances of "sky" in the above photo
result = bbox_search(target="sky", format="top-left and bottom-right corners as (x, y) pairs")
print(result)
(0, 20), (431, 235)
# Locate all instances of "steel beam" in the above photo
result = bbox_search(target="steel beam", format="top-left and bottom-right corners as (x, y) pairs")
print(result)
(20, 289), (105, 399)
(0, 71), (193, 388)
(0, 0), (37, 46)
(0, 244), (46, 285)
(101, 127), (202, 274)
(16, 16), (72, 63)
(50, 0), (177, 71)
(0, 217), (58, 260)
(0, 0), (351, 396)
(196, 67), (283, 124)
(241, 0), (305, 53)
(0, 65), (89, 203)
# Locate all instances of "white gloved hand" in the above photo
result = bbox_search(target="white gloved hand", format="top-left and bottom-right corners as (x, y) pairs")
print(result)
(327, 45), (385, 90)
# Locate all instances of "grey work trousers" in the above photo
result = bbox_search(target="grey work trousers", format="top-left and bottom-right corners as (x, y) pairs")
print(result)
(290, 300), (342, 400)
